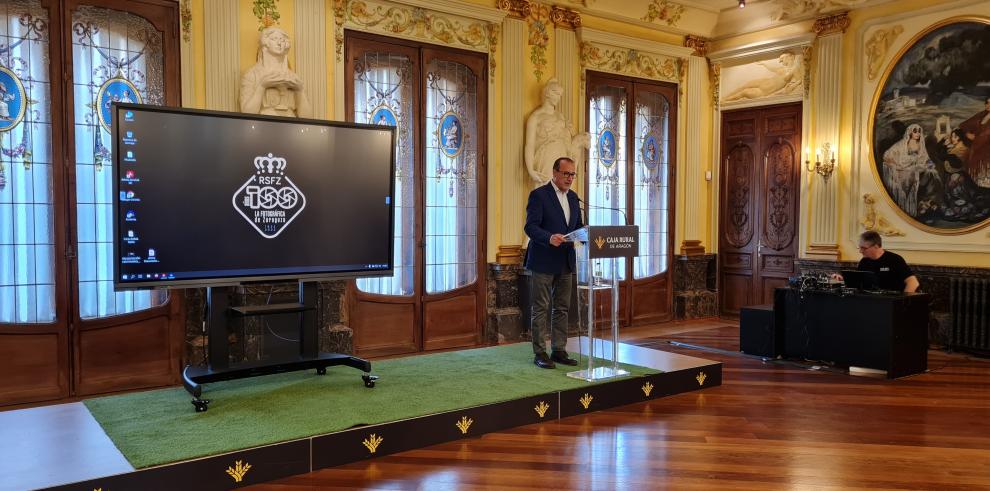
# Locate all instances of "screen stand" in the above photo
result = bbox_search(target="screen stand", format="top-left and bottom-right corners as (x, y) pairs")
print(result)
(181, 282), (376, 412)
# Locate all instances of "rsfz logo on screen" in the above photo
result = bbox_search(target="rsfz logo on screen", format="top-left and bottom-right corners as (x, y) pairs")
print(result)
(232, 153), (307, 239)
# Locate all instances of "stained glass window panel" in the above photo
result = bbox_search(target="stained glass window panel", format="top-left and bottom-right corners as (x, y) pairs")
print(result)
(633, 91), (670, 278)
(71, 6), (166, 319)
(424, 60), (478, 294)
(0, 0), (55, 323)
(354, 52), (415, 296)
(588, 85), (627, 281)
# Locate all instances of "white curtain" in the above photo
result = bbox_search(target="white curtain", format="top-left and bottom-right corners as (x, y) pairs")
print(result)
(0, 0), (55, 323)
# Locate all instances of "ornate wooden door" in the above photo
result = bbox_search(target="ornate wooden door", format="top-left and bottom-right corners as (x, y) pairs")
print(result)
(719, 103), (801, 316)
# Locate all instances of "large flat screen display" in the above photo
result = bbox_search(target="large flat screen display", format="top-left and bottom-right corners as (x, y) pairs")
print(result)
(112, 104), (395, 289)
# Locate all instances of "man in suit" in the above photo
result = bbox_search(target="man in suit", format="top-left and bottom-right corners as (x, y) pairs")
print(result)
(525, 157), (582, 369)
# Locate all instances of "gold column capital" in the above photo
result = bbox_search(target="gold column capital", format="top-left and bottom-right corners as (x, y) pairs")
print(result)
(813, 12), (850, 37)
(684, 35), (709, 58)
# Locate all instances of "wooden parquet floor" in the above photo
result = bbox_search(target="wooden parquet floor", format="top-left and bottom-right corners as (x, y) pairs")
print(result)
(247, 321), (990, 491)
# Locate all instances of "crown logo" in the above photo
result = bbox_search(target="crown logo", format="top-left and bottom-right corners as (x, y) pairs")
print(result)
(594, 236), (606, 249)
(579, 393), (594, 409)
(225, 460), (252, 483)
(642, 381), (654, 397)
(363, 433), (384, 454)
(456, 416), (474, 434)
(253, 153), (287, 174)
(534, 400), (551, 418)
(696, 371), (707, 386)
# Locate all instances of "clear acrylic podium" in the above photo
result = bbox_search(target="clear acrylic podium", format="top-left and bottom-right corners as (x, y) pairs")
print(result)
(563, 224), (639, 381)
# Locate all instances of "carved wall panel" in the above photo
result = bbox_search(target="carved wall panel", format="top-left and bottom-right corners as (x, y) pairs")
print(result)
(724, 144), (755, 249)
(763, 140), (796, 250)
(722, 253), (753, 269)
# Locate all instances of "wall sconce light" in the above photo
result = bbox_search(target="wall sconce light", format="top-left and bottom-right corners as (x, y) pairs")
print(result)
(738, 0), (746, 8)
(805, 143), (836, 181)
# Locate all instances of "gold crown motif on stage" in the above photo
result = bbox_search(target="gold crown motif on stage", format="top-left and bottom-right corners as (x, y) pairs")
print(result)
(254, 153), (287, 174)
(696, 371), (707, 386)
(594, 236), (606, 249)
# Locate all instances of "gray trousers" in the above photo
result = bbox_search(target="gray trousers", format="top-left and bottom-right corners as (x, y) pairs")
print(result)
(531, 271), (573, 354)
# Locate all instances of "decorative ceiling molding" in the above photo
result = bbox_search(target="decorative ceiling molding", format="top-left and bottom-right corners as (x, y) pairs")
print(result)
(770, 0), (869, 22)
(812, 11), (851, 36)
(578, 27), (694, 59)
(709, 33), (815, 65)
(576, 27), (686, 82)
(333, 0), (505, 81)
(579, 41), (680, 82)
(684, 35), (709, 58)
(389, 0), (507, 23)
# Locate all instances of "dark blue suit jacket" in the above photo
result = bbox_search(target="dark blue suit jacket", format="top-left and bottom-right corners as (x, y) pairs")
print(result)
(524, 182), (584, 274)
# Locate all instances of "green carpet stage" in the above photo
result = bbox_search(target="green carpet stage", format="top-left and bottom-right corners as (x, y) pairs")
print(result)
(10, 340), (720, 491)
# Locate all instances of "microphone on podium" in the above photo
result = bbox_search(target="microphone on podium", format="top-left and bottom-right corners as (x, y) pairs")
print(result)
(575, 195), (628, 225)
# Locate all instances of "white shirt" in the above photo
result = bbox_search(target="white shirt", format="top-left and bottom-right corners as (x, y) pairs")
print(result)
(550, 180), (570, 225)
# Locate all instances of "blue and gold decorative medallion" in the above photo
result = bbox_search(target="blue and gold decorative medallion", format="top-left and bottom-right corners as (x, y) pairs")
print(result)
(0, 66), (27, 132)
(598, 128), (617, 167)
(642, 133), (661, 170)
(370, 104), (397, 127)
(437, 111), (463, 158)
(97, 76), (142, 133)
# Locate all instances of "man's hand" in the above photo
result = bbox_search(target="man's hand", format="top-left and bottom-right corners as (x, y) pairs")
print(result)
(549, 234), (566, 247)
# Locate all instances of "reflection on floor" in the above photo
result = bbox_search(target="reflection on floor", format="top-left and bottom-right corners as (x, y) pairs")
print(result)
(248, 318), (990, 491)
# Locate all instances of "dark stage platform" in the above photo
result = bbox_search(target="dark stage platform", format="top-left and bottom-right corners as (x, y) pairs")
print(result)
(1, 341), (721, 491)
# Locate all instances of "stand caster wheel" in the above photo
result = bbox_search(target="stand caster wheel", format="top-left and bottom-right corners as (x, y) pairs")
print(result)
(316, 367), (327, 375)
(362, 374), (378, 388)
(191, 398), (211, 412)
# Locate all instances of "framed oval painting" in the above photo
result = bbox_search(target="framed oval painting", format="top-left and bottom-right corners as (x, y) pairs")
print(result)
(97, 76), (142, 133)
(598, 128), (617, 167)
(871, 18), (990, 234)
(0, 66), (27, 132)
(437, 111), (463, 158)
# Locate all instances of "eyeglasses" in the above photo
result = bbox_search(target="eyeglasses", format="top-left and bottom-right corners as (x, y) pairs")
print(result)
(556, 171), (576, 178)
(911, 128), (921, 133)
(858, 243), (875, 251)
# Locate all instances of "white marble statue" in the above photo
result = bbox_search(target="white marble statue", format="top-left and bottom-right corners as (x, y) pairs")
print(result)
(240, 27), (313, 118)
(524, 78), (591, 187)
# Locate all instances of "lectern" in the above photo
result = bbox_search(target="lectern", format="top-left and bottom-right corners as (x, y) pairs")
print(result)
(563, 225), (639, 381)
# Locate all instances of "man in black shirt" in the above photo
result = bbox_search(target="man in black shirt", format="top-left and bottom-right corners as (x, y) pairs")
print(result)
(854, 231), (919, 292)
